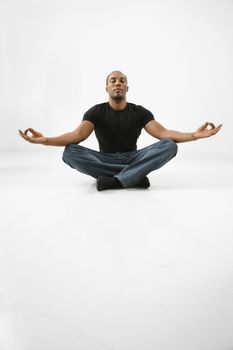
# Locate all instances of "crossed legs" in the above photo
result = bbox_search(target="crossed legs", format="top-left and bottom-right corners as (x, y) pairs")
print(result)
(62, 139), (178, 190)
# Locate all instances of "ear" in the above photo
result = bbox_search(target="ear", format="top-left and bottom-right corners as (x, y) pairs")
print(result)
(105, 86), (109, 93)
(126, 86), (129, 91)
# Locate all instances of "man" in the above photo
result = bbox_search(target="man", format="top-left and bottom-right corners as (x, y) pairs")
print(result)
(19, 70), (222, 191)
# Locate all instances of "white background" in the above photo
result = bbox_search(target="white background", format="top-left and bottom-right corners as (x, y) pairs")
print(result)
(1, 0), (232, 154)
(1, 2), (233, 349)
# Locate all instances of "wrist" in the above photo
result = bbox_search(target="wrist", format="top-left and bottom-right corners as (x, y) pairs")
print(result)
(43, 137), (49, 145)
(191, 132), (198, 141)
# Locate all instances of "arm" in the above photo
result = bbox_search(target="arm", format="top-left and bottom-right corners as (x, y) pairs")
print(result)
(144, 120), (222, 143)
(18, 120), (95, 146)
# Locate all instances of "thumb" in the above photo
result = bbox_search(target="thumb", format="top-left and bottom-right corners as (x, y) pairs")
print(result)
(28, 128), (37, 134)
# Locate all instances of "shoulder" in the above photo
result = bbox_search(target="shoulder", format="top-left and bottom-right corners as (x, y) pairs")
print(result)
(94, 102), (108, 109)
(82, 102), (108, 124)
(85, 102), (108, 113)
(83, 102), (107, 116)
(128, 103), (154, 116)
(128, 103), (155, 126)
(128, 103), (150, 112)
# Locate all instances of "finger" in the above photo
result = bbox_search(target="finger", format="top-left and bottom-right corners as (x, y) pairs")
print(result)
(200, 122), (209, 130)
(211, 125), (222, 135)
(25, 128), (36, 135)
(203, 122), (215, 130)
(19, 129), (26, 138)
(28, 128), (36, 134)
(18, 130), (32, 142)
(214, 124), (223, 130)
(208, 122), (215, 130)
(198, 123), (207, 131)
(210, 125), (222, 135)
(19, 132), (29, 141)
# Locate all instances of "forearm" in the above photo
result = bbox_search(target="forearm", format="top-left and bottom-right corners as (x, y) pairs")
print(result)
(160, 130), (198, 143)
(19, 121), (94, 146)
(145, 120), (222, 143)
(43, 132), (82, 146)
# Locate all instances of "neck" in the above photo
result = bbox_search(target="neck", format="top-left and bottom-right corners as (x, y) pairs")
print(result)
(108, 98), (127, 110)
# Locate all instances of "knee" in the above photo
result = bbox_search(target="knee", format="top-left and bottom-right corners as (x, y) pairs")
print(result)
(164, 138), (178, 157)
(62, 144), (73, 163)
(62, 143), (82, 163)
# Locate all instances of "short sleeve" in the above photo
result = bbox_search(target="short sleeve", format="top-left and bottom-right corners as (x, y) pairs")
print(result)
(82, 105), (98, 127)
(138, 106), (155, 127)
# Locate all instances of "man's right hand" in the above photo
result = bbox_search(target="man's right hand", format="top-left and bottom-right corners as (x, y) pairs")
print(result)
(18, 121), (94, 146)
(18, 128), (47, 144)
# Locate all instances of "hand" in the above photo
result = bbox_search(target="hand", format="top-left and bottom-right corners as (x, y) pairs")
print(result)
(18, 128), (47, 144)
(194, 122), (222, 139)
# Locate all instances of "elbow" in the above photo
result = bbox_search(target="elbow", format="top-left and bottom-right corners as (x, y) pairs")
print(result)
(156, 129), (170, 140)
(72, 129), (91, 143)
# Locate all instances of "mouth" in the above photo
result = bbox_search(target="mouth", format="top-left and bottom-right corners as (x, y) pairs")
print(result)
(114, 89), (123, 92)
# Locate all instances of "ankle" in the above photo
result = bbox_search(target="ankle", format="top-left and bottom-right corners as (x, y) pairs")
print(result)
(97, 176), (122, 191)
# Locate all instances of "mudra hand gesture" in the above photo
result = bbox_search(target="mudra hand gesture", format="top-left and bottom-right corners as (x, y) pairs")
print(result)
(194, 122), (222, 139)
(18, 128), (47, 144)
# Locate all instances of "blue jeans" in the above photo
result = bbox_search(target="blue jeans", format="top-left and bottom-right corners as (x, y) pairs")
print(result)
(62, 139), (178, 188)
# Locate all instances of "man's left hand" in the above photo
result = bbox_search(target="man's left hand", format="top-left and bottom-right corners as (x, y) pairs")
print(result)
(194, 122), (222, 139)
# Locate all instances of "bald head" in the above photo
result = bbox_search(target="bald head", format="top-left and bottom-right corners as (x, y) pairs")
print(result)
(105, 70), (129, 106)
(106, 71), (128, 86)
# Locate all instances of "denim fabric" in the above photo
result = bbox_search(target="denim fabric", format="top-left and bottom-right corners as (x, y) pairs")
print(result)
(62, 139), (178, 188)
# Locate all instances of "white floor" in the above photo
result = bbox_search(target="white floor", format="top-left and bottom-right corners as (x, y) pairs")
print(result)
(0, 149), (233, 350)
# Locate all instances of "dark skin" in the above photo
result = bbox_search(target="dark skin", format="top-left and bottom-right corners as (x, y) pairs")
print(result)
(19, 70), (222, 145)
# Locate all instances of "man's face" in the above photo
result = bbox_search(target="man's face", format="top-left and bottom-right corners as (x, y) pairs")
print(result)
(105, 71), (129, 101)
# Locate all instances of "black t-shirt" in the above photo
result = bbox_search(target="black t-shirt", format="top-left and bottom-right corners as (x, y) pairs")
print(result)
(82, 102), (154, 153)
